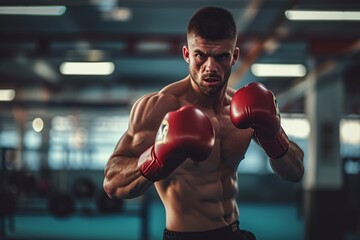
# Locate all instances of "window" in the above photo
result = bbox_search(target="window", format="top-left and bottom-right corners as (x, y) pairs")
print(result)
(47, 114), (129, 170)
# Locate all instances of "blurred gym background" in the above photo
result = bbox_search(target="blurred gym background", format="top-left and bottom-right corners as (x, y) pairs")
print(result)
(0, 0), (359, 240)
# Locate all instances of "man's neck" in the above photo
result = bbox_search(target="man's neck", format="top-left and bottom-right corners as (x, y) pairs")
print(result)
(187, 76), (227, 114)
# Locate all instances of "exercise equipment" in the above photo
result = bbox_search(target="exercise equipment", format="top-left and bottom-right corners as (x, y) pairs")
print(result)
(0, 148), (17, 238)
(46, 148), (76, 218)
(0, 191), (16, 218)
(72, 177), (96, 199)
(96, 190), (124, 214)
(7, 171), (37, 196)
(47, 191), (75, 218)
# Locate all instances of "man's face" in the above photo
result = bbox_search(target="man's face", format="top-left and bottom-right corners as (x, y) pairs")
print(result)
(183, 35), (239, 95)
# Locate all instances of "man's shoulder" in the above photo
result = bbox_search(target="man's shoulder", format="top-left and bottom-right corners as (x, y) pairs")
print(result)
(131, 89), (181, 119)
(226, 86), (237, 97)
(160, 78), (188, 96)
(128, 91), (181, 133)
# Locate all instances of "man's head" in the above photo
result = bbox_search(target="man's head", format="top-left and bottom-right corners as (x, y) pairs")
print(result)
(183, 7), (239, 96)
(187, 6), (237, 43)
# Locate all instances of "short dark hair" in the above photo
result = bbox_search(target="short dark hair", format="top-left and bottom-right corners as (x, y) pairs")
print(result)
(187, 6), (237, 41)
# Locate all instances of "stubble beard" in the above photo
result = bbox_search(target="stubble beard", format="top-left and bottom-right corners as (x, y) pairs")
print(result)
(190, 70), (231, 96)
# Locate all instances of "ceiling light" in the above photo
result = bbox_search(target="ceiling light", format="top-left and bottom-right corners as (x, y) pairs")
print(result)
(32, 118), (44, 133)
(0, 6), (66, 16)
(251, 63), (307, 77)
(285, 10), (360, 21)
(0, 89), (15, 101)
(60, 62), (115, 75)
(137, 41), (170, 52)
(341, 119), (360, 145)
(34, 61), (59, 82)
(109, 7), (132, 21)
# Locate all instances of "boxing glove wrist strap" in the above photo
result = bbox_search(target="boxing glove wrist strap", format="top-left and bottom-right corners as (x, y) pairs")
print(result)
(138, 146), (162, 182)
(256, 127), (289, 159)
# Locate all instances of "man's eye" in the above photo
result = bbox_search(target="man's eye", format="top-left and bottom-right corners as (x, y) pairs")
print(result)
(217, 54), (229, 61)
(196, 53), (204, 59)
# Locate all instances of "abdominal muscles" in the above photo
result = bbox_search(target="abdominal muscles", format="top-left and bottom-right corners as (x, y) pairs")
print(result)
(156, 164), (239, 232)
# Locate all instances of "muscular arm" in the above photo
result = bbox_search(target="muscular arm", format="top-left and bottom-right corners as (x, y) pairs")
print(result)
(269, 140), (304, 182)
(230, 83), (304, 183)
(103, 93), (180, 199)
(103, 134), (152, 199)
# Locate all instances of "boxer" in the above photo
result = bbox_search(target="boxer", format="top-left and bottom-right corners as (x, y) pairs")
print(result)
(103, 6), (304, 240)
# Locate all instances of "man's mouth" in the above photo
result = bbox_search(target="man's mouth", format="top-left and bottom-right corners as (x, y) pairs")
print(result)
(203, 77), (221, 87)
(203, 77), (219, 83)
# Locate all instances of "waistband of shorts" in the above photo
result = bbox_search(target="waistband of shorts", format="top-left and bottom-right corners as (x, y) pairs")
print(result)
(163, 220), (239, 240)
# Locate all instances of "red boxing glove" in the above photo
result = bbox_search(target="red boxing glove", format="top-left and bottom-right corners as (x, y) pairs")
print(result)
(230, 82), (289, 159)
(138, 105), (215, 181)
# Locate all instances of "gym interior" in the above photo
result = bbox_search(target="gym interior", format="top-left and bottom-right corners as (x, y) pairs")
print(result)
(0, 1), (359, 240)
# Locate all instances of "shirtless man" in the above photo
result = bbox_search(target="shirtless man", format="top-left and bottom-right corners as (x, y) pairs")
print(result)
(103, 6), (304, 240)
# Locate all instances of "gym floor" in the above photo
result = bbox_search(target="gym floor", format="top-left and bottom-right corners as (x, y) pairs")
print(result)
(3, 202), (304, 240)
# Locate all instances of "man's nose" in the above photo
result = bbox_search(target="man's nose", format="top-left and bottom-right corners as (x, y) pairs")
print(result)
(204, 57), (218, 73)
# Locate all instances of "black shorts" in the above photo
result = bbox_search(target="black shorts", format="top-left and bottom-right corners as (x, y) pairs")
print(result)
(163, 221), (256, 240)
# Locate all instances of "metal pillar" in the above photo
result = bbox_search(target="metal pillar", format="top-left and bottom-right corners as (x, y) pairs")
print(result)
(303, 61), (345, 240)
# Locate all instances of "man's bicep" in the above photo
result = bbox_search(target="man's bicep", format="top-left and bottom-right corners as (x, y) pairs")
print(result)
(113, 129), (156, 159)
(113, 91), (180, 158)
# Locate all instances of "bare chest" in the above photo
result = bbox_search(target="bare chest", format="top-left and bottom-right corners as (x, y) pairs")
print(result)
(181, 112), (253, 172)
(213, 114), (253, 167)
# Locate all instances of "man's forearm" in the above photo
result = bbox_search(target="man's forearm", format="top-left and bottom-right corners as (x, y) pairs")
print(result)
(103, 155), (153, 199)
(269, 141), (304, 182)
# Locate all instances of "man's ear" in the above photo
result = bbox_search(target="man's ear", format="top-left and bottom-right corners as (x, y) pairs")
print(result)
(182, 45), (190, 63)
(232, 47), (240, 65)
